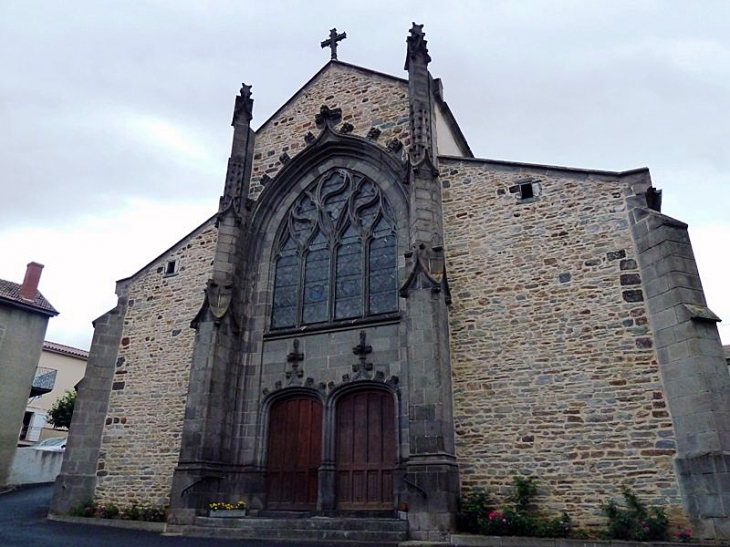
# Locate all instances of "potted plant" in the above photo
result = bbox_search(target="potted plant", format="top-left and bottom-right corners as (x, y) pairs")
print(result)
(208, 501), (247, 517)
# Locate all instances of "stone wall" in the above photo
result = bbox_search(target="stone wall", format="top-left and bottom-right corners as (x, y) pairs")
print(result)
(94, 220), (217, 507)
(440, 158), (684, 525)
(249, 62), (410, 200)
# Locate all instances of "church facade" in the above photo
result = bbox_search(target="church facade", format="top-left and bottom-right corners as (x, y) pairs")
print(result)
(52, 26), (730, 540)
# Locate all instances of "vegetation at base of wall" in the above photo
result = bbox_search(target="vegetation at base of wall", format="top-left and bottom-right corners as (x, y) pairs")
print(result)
(457, 476), (574, 538)
(602, 487), (669, 541)
(457, 477), (680, 541)
(48, 390), (76, 429)
(69, 499), (167, 522)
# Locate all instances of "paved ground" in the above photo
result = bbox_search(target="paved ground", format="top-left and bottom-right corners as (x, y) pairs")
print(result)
(0, 484), (384, 547)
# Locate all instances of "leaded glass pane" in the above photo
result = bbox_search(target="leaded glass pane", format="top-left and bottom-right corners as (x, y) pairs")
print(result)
(368, 218), (397, 315)
(302, 232), (330, 324)
(335, 225), (363, 319)
(322, 172), (349, 225)
(291, 194), (317, 244)
(272, 238), (300, 328)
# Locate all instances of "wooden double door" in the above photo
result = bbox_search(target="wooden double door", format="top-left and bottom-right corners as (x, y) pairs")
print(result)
(265, 390), (395, 511)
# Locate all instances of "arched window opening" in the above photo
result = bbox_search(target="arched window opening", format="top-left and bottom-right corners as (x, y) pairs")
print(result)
(271, 169), (398, 329)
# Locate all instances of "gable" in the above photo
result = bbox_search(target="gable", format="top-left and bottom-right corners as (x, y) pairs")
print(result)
(249, 61), (410, 201)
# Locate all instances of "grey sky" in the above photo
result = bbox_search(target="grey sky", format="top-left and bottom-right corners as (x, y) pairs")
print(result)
(1, 0), (728, 348)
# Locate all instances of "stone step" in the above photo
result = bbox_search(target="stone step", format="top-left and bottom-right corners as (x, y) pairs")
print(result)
(177, 516), (408, 544)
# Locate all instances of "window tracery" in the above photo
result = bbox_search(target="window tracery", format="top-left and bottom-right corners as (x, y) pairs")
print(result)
(271, 169), (398, 329)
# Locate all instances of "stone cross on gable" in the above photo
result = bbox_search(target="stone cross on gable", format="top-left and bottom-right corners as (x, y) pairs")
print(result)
(321, 28), (346, 60)
(352, 330), (374, 380)
(285, 339), (304, 385)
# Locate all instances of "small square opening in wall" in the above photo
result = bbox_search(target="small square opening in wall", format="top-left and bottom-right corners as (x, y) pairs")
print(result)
(508, 180), (540, 202)
(164, 259), (179, 277)
(519, 182), (534, 200)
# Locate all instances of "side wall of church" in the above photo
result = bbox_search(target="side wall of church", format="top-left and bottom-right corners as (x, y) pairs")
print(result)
(94, 221), (218, 507)
(249, 63), (410, 200)
(440, 158), (684, 525)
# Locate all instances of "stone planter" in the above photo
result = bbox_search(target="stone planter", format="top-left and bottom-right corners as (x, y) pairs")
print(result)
(208, 509), (247, 518)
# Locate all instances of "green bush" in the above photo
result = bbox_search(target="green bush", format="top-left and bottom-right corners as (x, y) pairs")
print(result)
(456, 488), (493, 533)
(68, 498), (95, 517)
(602, 487), (668, 541)
(509, 475), (539, 511)
(69, 499), (166, 522)
(120, 503), (167, 522)
(95, 503), (120, 519)
(458, 476), (574, 538)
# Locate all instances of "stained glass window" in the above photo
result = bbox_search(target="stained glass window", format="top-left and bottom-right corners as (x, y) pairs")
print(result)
(271, 168), (398, 329)
(335, 225), (363, 320)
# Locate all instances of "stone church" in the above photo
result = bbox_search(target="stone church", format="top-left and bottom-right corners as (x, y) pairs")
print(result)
(52, 25), (730, 541)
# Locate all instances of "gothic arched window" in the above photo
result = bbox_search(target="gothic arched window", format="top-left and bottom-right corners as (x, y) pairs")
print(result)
(271, 169), (398, 329)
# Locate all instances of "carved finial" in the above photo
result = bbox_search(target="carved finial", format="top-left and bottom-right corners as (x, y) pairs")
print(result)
(315, 105), (343, 130)
(321, 28), (347, 60)
(405, 23), (431, 70)
(232, 83), (253, 125)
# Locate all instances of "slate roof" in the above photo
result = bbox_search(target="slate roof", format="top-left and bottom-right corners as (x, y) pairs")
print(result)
(43, 340), (89, 360)
(0, 278), (58, 316)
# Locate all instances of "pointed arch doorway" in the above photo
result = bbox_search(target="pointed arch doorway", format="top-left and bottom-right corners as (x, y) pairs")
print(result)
(335, 389), (396, 510)
(266, 395), (323, 510)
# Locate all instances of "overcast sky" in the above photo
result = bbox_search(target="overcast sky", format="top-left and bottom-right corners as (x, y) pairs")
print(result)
(1, 0), (727, 350)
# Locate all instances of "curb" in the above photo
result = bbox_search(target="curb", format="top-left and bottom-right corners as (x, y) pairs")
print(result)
(47, 513), (167, 533)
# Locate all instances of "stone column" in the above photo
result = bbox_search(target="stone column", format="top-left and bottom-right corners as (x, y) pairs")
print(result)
(169, 84), (255, 523)
(400, 23), (459, 541)
(629, 189), (730, 539)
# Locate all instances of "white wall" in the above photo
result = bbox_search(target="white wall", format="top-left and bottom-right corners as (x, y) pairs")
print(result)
(7, 448), (64, 485)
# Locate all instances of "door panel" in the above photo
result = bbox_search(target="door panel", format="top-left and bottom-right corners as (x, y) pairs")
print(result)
(336, 390), (395, 510)
(266, 396), (322, 510)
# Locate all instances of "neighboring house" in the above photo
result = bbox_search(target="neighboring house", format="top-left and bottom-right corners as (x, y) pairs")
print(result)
(53, 25), (729, 541)
(20, 341), (89, 445)
(0, 262), (58, 486)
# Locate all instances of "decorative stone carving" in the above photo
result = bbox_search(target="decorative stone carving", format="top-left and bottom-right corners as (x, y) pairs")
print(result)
(366, 127), (381, 141)
(191, 278), (240, 332)
(304, 131), (316, 145)
(351, 330), (374, 380)
(399, 243), (451, 303)
(232, 83), (253, 126)
(315, 105), (343, 130)
(260, 174), (271, 187)
(386, 138), (403, 154)
(279, 152), (291, 165)
(285, 339), (304, 386)
(405, 23), (431, 69)
(340, 122), (354, 134)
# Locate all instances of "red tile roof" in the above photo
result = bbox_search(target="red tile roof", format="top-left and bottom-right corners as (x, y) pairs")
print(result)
(0, 278), (58, 316)
(43, 340), (89, 360)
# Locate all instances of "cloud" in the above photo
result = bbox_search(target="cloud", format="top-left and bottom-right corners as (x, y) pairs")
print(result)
(0, 198), (215, 350)
(118, 113), (221, 174)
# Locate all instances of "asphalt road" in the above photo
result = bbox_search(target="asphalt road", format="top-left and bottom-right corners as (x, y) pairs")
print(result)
(0, 484), (381, 547)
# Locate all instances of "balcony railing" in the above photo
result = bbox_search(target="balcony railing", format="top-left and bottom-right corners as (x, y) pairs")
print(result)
(30, 366), (57, 396)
